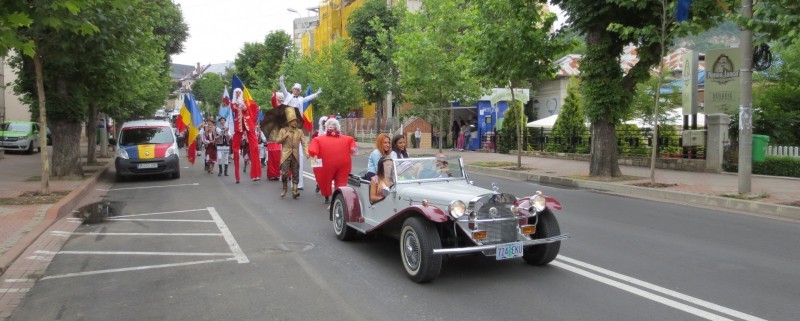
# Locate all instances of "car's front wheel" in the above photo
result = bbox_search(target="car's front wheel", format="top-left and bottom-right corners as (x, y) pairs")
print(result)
(523, 210), (561, 266)
(400, 217), (442, 283)
(172, 167), (181, 179)
(26, 142), (34, 154)
(331, 194), (355, 241)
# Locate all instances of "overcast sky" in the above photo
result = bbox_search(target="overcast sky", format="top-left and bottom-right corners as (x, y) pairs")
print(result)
(170, 0), (566, 66)
(170, 0), (321, 65)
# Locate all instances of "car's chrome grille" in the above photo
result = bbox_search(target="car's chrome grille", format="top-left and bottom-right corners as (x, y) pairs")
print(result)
(474, 206), (517, 244)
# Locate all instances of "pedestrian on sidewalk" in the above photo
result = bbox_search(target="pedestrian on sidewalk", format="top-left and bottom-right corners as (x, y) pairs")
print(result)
(414, 127), (421, 149)
(451, 120), (460, 150)
(457, 120), (467, 151)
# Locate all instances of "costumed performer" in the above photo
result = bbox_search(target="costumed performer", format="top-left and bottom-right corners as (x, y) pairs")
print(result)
(308, 118), (357, 204)
(216, 117), (231, 176)
(276, 107), (309, 199)
(279, 74), (321, 190)
(230, 88), (262, 183)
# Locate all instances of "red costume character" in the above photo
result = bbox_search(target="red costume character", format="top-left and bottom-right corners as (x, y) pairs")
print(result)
(231, 88), (261, 183)
(308, 118), (357, 204)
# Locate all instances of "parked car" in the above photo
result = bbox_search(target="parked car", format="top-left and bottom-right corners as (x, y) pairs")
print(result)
(114, 119), (180, 181)
(330, 156), (569, 283)
(0, 120), (42, 154)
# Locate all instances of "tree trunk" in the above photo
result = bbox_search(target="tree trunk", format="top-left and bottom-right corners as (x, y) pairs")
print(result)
(87, 104), (97, 164)
(51, 120), (84, 177)
(33, 53), (50, 194)
(589, 117), (622, 177)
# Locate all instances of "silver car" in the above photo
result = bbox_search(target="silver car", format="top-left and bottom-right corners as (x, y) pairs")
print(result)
(330, 156), (569, 283)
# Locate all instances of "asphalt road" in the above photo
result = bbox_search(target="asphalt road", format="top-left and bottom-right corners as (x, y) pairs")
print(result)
(9, 155), (800, 321)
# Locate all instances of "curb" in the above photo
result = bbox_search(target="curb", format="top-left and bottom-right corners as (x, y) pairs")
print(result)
(466, 165), (800, 221)
(0, 162), (112, 275)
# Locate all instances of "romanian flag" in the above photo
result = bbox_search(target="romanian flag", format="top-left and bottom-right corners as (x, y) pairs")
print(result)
(231, 75), (259, 121)
(302, 84), (313, 132)
(183, 93), (204, 165)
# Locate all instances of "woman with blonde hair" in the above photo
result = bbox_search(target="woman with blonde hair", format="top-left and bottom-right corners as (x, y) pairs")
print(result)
(365, 133), (391, 180)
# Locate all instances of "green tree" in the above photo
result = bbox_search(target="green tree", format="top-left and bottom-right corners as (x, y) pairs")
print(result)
(753, 41), (800, 145)
(255, 31), (293, 89)
(547, 77), (587, 153)
(466, 0), (573, 168)
(11, 0), (187, 182)
(1, 0), (100, 194)
(346, 0), (403, 127)
(193, 73), (226, 114)
(395, 0), (482, 152)
(498, 102), (526, 155)
(310, 39), (365, 116)
(551, 0), (727, 177)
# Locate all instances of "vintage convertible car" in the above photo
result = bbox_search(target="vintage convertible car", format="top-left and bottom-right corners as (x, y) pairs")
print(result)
(329, 156), (569, 283)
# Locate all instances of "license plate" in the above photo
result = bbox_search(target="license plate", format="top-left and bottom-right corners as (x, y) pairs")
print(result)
(137, 163), (158, 169)
(495, 242), (523, 260)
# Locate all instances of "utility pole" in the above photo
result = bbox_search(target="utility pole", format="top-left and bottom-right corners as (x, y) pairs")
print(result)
(737, 0), (753, 194)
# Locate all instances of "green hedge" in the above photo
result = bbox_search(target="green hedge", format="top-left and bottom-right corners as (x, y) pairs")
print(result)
(753, 156), (800, 178)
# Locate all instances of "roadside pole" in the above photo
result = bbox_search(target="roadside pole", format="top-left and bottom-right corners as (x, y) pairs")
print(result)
(737, 0), (753, 194)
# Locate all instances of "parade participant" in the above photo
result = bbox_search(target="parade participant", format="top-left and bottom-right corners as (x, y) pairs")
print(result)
(216, 117), (231, 176)
(256, 126), (267, 167)
(279, 75), (321, 191)
(390, 133), (409, 159)
(276, 108), (309, 198)
(369, 157), (394, 204)
(202, 118), (218, 174)
(365, 133), (391, 180)
(311, 115), (328, 193)
(230, 88), (262, 183)
(308, 118), (357, 204)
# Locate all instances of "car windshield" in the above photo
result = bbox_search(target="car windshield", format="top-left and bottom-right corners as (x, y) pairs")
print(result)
(119, 126), (173, 146)
(394, 156), (465, 182)
(0, 123), (31, 133)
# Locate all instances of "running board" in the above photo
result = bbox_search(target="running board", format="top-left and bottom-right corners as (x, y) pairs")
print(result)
(346, 222), (375, 234)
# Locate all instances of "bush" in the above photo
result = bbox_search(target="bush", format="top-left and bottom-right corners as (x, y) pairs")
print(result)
(753, 156), (800, 178)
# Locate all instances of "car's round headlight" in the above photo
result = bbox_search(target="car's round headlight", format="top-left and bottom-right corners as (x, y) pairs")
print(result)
(116, 148), (129, 159)
(448, 200), (467, 219)
(530, 194), (546, 213)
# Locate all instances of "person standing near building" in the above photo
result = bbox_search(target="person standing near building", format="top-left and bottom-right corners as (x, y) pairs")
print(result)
(279, 75), (321, 191)
(414, 127), (421, 149)
(277, 108), (309, 199)
(451, 120), (460, 150)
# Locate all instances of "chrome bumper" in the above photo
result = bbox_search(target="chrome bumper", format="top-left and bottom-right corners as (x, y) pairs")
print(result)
(432, 234), (570, 255)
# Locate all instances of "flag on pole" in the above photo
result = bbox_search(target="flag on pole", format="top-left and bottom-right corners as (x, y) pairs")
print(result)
(231, 75), (259, 122)
(183, 93), (204, 165)
(217, 86), (234, 136)
(676, 0), (692, 22)
(302, 84), (314, 132)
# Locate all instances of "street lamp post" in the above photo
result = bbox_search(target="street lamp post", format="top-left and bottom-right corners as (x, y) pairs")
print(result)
(287, 8), (313, 54)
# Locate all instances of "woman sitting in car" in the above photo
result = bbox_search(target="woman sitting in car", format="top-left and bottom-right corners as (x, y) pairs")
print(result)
(370, 157), (394, 204)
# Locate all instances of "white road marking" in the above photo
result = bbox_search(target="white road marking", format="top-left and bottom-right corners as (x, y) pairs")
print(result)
(552, 261), (733, 321)
(556, 256), (767, 321)
(38, 250), (233, 257)
(207, 207), (249, 263)
(0, 288), (29, 294)
(111, 208), (207, 218)
(40, 258), (236, 280)
(3, 279), (35, 283)
(98, 183), (199, 191)
(25, 256), (52, 261)
(51, 231), (222, 236)
(106, 218), (214, 223)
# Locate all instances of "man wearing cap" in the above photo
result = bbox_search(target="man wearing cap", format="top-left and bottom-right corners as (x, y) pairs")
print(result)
(276, 107), (309, 199)
(279, 75), (321, 191)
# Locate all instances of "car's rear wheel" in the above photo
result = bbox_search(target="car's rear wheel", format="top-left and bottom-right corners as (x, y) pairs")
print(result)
(400, 217), (442, 283)
(332, 194), (355, 241)
(523, 210), (561, 266)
